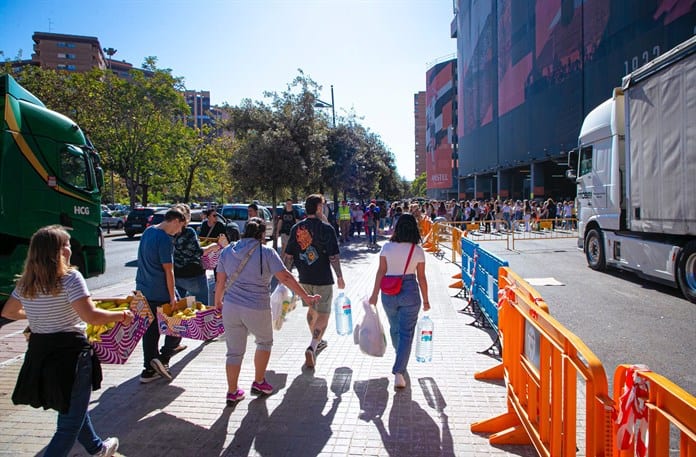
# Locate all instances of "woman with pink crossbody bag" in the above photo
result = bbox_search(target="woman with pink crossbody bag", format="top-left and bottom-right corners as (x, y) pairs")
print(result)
(368, 213), (431, 389)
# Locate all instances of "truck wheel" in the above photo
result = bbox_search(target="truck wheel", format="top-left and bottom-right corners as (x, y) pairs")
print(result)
(125, 230), (135, 239)
(677, 241), (696, 304)
(585, 228), (606, 271)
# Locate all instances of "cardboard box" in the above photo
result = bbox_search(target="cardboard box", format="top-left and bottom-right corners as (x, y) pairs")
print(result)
(91, 291), (154, 364)
(157, 306), (224, 340)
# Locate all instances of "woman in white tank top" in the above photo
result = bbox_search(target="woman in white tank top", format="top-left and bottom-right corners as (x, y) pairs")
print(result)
(368, 213), (431, 389)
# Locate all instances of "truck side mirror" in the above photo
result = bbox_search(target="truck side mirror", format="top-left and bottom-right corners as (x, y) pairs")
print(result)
(95, 166), (105, 191)
(565, 169), (577, 180)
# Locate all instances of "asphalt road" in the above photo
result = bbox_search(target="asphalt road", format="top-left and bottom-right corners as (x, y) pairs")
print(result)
(86, 231), (141, 292)
(91, 232), (696, 396)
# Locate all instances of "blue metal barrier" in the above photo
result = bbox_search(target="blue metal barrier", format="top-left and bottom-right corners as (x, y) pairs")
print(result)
(473, 248), (508, 330)
(459, 236), (508, 355)
(460, 237), (478, 294)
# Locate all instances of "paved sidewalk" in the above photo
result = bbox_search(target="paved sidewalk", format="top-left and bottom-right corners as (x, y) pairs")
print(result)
(0, 237), (536, 457)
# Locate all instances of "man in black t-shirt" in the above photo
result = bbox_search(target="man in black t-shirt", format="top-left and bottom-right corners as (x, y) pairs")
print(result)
(283, 194), (345, 368)
(276, 199), (299, 255)
(199, 211), (226, 239)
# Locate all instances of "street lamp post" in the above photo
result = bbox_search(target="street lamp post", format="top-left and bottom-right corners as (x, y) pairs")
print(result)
(315, 85), (335, 128)
(102, 47), (117, 204)
(315, 85), (339, 209)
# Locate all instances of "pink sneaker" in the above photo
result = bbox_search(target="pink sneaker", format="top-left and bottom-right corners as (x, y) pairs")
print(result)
(226, 389), (245, 405)
(251, 379), (273, 395)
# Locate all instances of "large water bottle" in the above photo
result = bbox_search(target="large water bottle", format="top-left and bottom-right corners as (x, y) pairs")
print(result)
(333, 293), (353, 335)
(415, 314), (434, 362)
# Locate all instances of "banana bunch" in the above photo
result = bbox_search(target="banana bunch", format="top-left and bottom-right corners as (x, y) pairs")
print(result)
(162, 298), (207, 319)
(199, 237), (217, 247)
(86, 297), (134, 343)
(86, 322), (116, 343)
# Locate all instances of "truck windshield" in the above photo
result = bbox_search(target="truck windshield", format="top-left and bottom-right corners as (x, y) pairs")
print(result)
(61, 144), (94, 190)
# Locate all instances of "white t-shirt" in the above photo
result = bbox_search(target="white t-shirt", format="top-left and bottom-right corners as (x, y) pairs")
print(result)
(380, 242), (425, 276)
(12, 269), (89, 334)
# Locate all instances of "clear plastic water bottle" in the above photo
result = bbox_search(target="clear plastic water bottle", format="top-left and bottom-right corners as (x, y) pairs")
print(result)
(415, 314), (434, 362)
(333, 293), (353, 335)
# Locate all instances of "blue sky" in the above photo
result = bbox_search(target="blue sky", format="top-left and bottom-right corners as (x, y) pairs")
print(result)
(0, 0), (456, 180)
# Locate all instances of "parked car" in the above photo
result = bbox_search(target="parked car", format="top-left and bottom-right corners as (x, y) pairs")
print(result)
(101, 210), (125, 230)
(124, 207), (167, 238)
(220, 204), (274, 240)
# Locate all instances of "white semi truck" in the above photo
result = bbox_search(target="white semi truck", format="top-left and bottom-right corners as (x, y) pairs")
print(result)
(569, 36), (696, 303)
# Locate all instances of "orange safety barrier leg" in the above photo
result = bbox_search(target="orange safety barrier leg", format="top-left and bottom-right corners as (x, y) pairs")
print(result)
(489, 425), (532, 445)
(452, 272), (462, 279)
(474, 362), (503, 380)
(471, 410), (519, 434)
(449, 280), (463, 289)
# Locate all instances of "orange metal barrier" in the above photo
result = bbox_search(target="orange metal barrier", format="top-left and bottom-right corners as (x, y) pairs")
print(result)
(462, 219), (511, 246)
(451, 226), (464, 263)
(612, 365), (696, 457)
(474, 267), (549, 381)
(472, 267), (614, 457)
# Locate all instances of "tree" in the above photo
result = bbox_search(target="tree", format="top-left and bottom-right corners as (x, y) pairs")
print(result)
(411, 172), (427, 197)
(88, 59), (190, 207)
(171, 123), (233, 203)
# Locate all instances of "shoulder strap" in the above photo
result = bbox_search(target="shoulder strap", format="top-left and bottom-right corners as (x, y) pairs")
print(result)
(223, 242), (260, 293)
(402, 243), (416, 276)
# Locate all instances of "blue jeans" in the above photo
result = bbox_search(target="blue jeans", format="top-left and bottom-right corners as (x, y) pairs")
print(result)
(45, 349), (103, 456)
(367, 225), (377, 244)
(380, 275), (421, 375)
(208, 275), (217, 308)
(143, 300), (182, 369)
(175, 274), (210, 306)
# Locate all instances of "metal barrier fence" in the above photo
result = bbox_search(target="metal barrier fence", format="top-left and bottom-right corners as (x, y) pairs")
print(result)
(455, 237), (510, 356)
(510, 218), (579, 249)
(473, 267), (614, 457)
(429, 219), (579, 255)
(422, 220), (696, 456)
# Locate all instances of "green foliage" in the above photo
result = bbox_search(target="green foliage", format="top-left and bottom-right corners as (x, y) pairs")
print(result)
(410, 172), (427, 197)
(2, 63), (408, 206)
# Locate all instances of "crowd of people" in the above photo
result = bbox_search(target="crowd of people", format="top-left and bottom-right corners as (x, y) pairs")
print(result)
(319, 197), (576, 243)
(1, 193), (437, 454)
(0, 192), (581, 453)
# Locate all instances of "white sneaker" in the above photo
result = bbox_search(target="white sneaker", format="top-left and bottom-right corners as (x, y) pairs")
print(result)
(95, 437), (119, 457)
(394, 373), (406, 389)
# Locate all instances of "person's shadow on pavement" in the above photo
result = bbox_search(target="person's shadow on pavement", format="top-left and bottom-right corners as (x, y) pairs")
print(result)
(250, 366), (352, 456)
(223, 370), (288, 456)
(418, 377), (454, 457)
(355, 373), (449, 457)
(82, 340), (211, 453)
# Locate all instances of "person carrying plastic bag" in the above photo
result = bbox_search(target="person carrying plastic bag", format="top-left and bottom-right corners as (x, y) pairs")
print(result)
(368, 213), (431, 389)
(270, 284), (298, 330)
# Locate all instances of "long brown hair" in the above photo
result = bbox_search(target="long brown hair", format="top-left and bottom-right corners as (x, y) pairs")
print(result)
(16, 225), (74, 298)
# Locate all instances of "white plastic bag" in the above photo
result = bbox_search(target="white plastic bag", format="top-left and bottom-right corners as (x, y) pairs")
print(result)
(270, 284), (293, 330)
(354, 298), (387, 357)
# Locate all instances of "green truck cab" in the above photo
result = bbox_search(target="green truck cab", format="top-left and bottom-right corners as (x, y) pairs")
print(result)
(1, 74), (105, 305)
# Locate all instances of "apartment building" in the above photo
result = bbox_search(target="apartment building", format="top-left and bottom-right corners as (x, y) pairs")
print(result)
(414, 91), (426, 178)
(31, 32), (106, 72)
